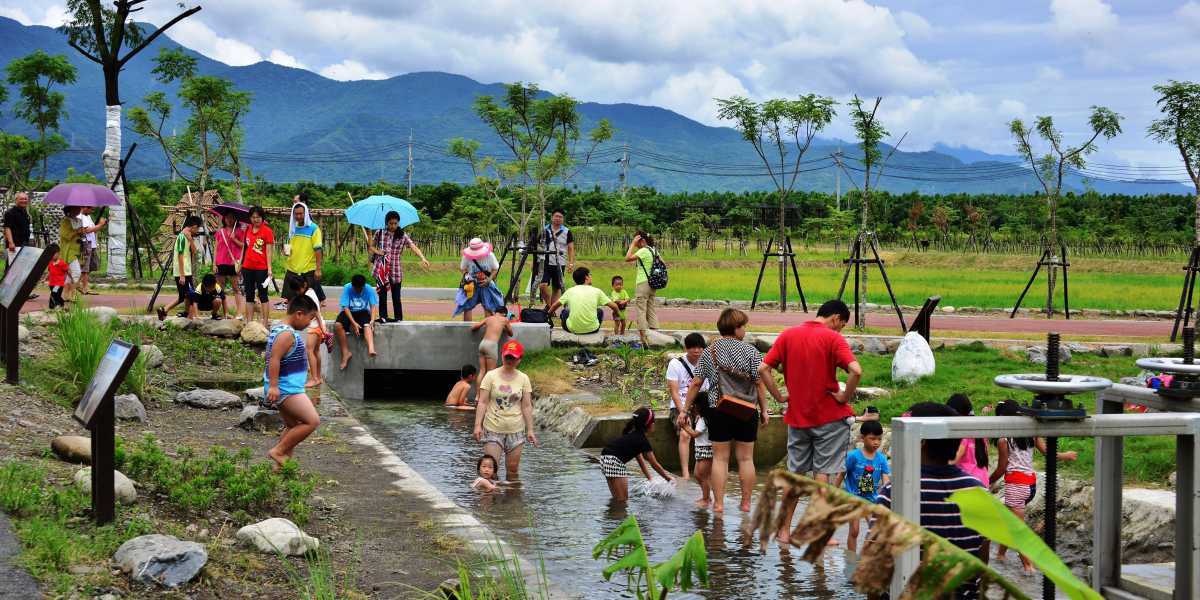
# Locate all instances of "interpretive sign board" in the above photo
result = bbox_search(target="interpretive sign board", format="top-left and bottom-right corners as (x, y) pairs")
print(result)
(72, 339), (139, 525)
(0, 243), (57, 383)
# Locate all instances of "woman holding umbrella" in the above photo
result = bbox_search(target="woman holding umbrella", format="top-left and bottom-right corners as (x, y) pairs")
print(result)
(43, 183), (120, 301)
(213, 205), (248, 319)
(367, 210), (430, 322)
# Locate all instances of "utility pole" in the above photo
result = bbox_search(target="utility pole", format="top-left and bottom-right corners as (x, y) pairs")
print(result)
(834, 147), (842, 211)
(619, 142), (629, 200)
(407, 129), (414, 197)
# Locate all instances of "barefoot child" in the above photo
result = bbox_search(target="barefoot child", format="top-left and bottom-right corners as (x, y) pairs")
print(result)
(446, 365), (477, 409)
(470, 311), (513, 393)
(837, 420), (889, 552)
(679, 403), (712, 508)
(194, 273), (225, 320)
(333, 274), (379, 369)
(990, 399), (1077, 573)
(472, 455), (499, 492)
(288, 277), (328, 387)
(46, 251), (68, 309)
(262, 294), (320, 469)
(600, 407), (675, 502)
(610, 275), (630, 334)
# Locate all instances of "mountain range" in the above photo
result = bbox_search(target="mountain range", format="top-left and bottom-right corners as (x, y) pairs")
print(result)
(0, 16), (1189, 196)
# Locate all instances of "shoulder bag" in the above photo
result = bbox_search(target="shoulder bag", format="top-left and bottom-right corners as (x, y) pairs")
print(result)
(709, 345), (759, 422)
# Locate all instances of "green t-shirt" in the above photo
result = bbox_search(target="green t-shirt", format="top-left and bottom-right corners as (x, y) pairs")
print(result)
(611, 288), (631, 318)
(560, 284), (611, 334)
(634, 247), (654, 285)
(173, 231), (193, 278)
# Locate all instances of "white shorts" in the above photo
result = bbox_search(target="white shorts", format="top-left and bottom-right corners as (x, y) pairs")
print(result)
(67, 259), (82, 283)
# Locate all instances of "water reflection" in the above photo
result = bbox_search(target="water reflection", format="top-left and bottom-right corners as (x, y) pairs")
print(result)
(350, 399), (861, 599)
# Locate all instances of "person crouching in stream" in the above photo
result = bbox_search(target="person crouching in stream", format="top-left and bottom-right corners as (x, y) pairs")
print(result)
(473, 340), (539, 481)
(262, 294), (321, 470)
(600, 407), (675, 502)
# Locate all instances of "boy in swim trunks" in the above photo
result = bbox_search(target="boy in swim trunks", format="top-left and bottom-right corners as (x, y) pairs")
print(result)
(446, 364), (478, 408)
(262, 294), (320, 470)
(470, 311), (513, 397)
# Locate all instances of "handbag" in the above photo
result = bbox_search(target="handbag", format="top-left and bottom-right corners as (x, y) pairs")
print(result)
(519, 307), (552, 327)
(709, 345), (759, 422)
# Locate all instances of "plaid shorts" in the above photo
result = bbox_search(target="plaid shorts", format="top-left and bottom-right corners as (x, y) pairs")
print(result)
(599, 454), (633, 478)
(694, 444), (713, 461)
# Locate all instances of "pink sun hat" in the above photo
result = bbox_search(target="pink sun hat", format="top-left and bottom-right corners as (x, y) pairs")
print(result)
(462, 238), (493, 260)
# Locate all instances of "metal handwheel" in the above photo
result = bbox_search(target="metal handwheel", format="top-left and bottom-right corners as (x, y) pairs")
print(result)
(994, 373), (1114, 395)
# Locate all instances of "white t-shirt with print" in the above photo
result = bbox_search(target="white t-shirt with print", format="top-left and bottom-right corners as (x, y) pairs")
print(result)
(665, 355), (708, 411)
(693, 416), (710, 447)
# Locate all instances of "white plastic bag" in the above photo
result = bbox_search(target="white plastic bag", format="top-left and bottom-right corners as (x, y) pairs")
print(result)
(891, 331), (935, 384)
(632, 476), (677, 499)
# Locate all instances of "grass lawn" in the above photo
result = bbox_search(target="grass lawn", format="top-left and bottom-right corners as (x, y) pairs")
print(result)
(382, 247), (1185, 311)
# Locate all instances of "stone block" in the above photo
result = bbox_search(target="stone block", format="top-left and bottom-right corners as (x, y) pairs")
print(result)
(113, 535), (206, 588)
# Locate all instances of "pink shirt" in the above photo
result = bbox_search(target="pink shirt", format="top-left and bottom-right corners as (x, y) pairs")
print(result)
(215, 225), (247, 266)
(957, 438), (989, 486)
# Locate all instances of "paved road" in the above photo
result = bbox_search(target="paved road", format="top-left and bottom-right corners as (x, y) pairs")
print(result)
(0, 513), (37, 599)
(23, 290), (1177, 339)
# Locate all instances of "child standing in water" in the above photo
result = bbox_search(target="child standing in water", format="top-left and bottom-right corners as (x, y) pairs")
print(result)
(262, 295), (320, 470)
(990, 399), (1077, 573)
(446, 365), (478, 409)
(600, 407), (675, 502)
(679, 404), (713, 508)
(472, 455), (499, 492)
(838, 420), (889, 552)
(471, 311), (513, 395)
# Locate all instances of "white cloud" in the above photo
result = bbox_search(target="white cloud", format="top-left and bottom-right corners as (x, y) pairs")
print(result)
(645, 66), (750, 125)
(37, 4), (66, 26)
(1178, 1), (1200, 25)
(1037, 66), (1064, 81)
(267, 49), (305, 69)
(1050, 0), (1118, 35)
(168, 19), (264, 66)
(896, 10), (933, 39)
(0, 4), (31, 24)
(319, 59), (388, 81)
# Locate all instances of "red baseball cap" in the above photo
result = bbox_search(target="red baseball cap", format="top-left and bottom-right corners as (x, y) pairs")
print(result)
(501, 339), (524, 360)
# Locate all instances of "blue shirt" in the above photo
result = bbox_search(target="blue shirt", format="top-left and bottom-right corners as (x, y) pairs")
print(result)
(844, 448), (890, 501)
(339, 283), (378, 312)
(263, 325), (308, 397)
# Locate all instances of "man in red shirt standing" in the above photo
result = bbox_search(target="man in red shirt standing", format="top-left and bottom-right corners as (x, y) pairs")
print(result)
(759, 299), (862, 546)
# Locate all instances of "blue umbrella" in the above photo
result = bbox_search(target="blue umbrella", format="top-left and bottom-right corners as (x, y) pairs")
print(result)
(345, 195), (420, 230)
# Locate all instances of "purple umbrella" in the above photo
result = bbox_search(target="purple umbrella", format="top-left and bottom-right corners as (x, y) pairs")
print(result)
(208, 202), (251, 223)
(44, 183), (122, 207)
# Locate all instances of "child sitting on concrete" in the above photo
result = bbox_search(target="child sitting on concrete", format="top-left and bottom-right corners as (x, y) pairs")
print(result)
(446, 365), (477, 409)
(838, 420), (889, 552)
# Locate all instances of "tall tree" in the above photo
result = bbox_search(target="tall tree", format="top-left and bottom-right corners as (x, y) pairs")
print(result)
(1148, 81), (1200, 244)
(1010, 106), (1122, 313)
(5, 51), (77, 182)
(449, 82), (612, 293)
(716, 94), (837, 312)
(60, 0), (201, 279)
(128, 48), (251, 196)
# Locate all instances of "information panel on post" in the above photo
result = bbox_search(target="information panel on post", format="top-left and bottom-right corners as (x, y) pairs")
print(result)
(0, 243), (58, 384)
(74, 340), (139, 428)
(72, 339), (139, 526)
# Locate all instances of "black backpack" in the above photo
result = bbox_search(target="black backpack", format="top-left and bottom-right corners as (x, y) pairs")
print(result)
(520, 307), (552, 328)
(639, 247), (669, 290)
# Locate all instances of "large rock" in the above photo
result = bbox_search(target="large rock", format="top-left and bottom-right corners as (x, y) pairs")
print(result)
(87, 306), (119, 325)
(641, 329), (678, 348)
(244, 387), (265, 404)
(1027, 344), (1072, 366)
(199, 318), (244, 338)
(163, 316), (198, 331)
(51, 435), (91, 464)
(113, 534), (207, 588)
(1101, 345), (1133, 357)
(238, 405), (282, 432)
(16, 324), (28, 342)
(140, 344), (164, 369)
(240, 321), (269, 345)
(73, 467), (137, 503)
(236, 518), (319, 556)
(891, 332), (935, 384)
(113, 394), (147, 422)
(861, 337), (889, 355)
(174, 389), (242, 409)
(550, 328), (606, 347)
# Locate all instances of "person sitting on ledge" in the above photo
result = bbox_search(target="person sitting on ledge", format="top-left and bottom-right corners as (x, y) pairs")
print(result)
(548, 267), (620, 335)
(333, 274), (379, 369)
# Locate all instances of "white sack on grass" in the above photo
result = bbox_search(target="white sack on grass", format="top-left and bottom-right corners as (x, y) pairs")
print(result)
(891, 331), (936, 384)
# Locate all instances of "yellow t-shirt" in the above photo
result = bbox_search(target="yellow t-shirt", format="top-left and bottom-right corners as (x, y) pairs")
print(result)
(59, 218), (81, 263)
(480, 368), (532, 434)
(286, 223), (323, 274)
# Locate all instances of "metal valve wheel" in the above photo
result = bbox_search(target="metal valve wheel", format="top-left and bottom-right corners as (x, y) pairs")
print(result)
(1135, 357), (1200, 375)
(994, 373), (1113, 395)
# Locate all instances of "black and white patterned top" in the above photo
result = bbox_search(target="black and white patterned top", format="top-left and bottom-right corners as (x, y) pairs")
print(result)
(695, 337), (762, 408)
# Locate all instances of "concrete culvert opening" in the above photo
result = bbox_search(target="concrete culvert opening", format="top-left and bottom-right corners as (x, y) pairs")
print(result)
(364, 369), (461, 401)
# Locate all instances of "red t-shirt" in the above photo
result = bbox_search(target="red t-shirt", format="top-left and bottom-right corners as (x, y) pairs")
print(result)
(242, 223), (274, 270)
(47, 259), (68, 287)
(763, 320), (857, 429)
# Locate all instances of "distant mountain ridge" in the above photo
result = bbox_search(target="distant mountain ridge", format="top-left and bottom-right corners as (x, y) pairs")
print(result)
(0, 17), (1189, 196)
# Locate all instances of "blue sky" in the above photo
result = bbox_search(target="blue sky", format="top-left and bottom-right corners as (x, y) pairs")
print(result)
(2, 0), (1197, 176)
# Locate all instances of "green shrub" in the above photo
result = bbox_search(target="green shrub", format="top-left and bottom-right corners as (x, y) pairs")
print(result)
(52, 302), (115, 400)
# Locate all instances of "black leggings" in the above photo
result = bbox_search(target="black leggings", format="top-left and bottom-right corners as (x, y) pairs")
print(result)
(378, 282), (403, 321)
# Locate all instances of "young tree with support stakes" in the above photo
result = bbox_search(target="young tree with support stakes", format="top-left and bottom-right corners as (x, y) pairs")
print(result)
(716, 94), (836, 312)
(5, 51), (77, 183)
(128, 48), (251, 198)
(60, 0), (202, 280)
(1009, 106), (1122, 317)
(1148, 80), (1200, 338)
(449, 82), (612, 303)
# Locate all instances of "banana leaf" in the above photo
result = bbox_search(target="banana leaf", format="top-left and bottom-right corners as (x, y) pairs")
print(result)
(950, 487), (1101, 600)
(652, 531), (709, 593)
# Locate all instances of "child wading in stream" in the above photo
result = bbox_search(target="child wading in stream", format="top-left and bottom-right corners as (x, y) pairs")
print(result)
(445, 364), (477, 409)
(472, 455), (499, 492)
(262, 294), (320, 470)
(600, 407), (675, 502)
(678, 403), (712, 508)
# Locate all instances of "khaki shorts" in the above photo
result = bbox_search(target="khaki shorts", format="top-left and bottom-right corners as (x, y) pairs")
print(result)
(481, 429), (525, 453)
(787, 420), (851, 475)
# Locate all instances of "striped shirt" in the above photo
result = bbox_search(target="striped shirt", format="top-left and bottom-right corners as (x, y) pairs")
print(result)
(263, 325), (308, 397)
(877, 465), (984, 599)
